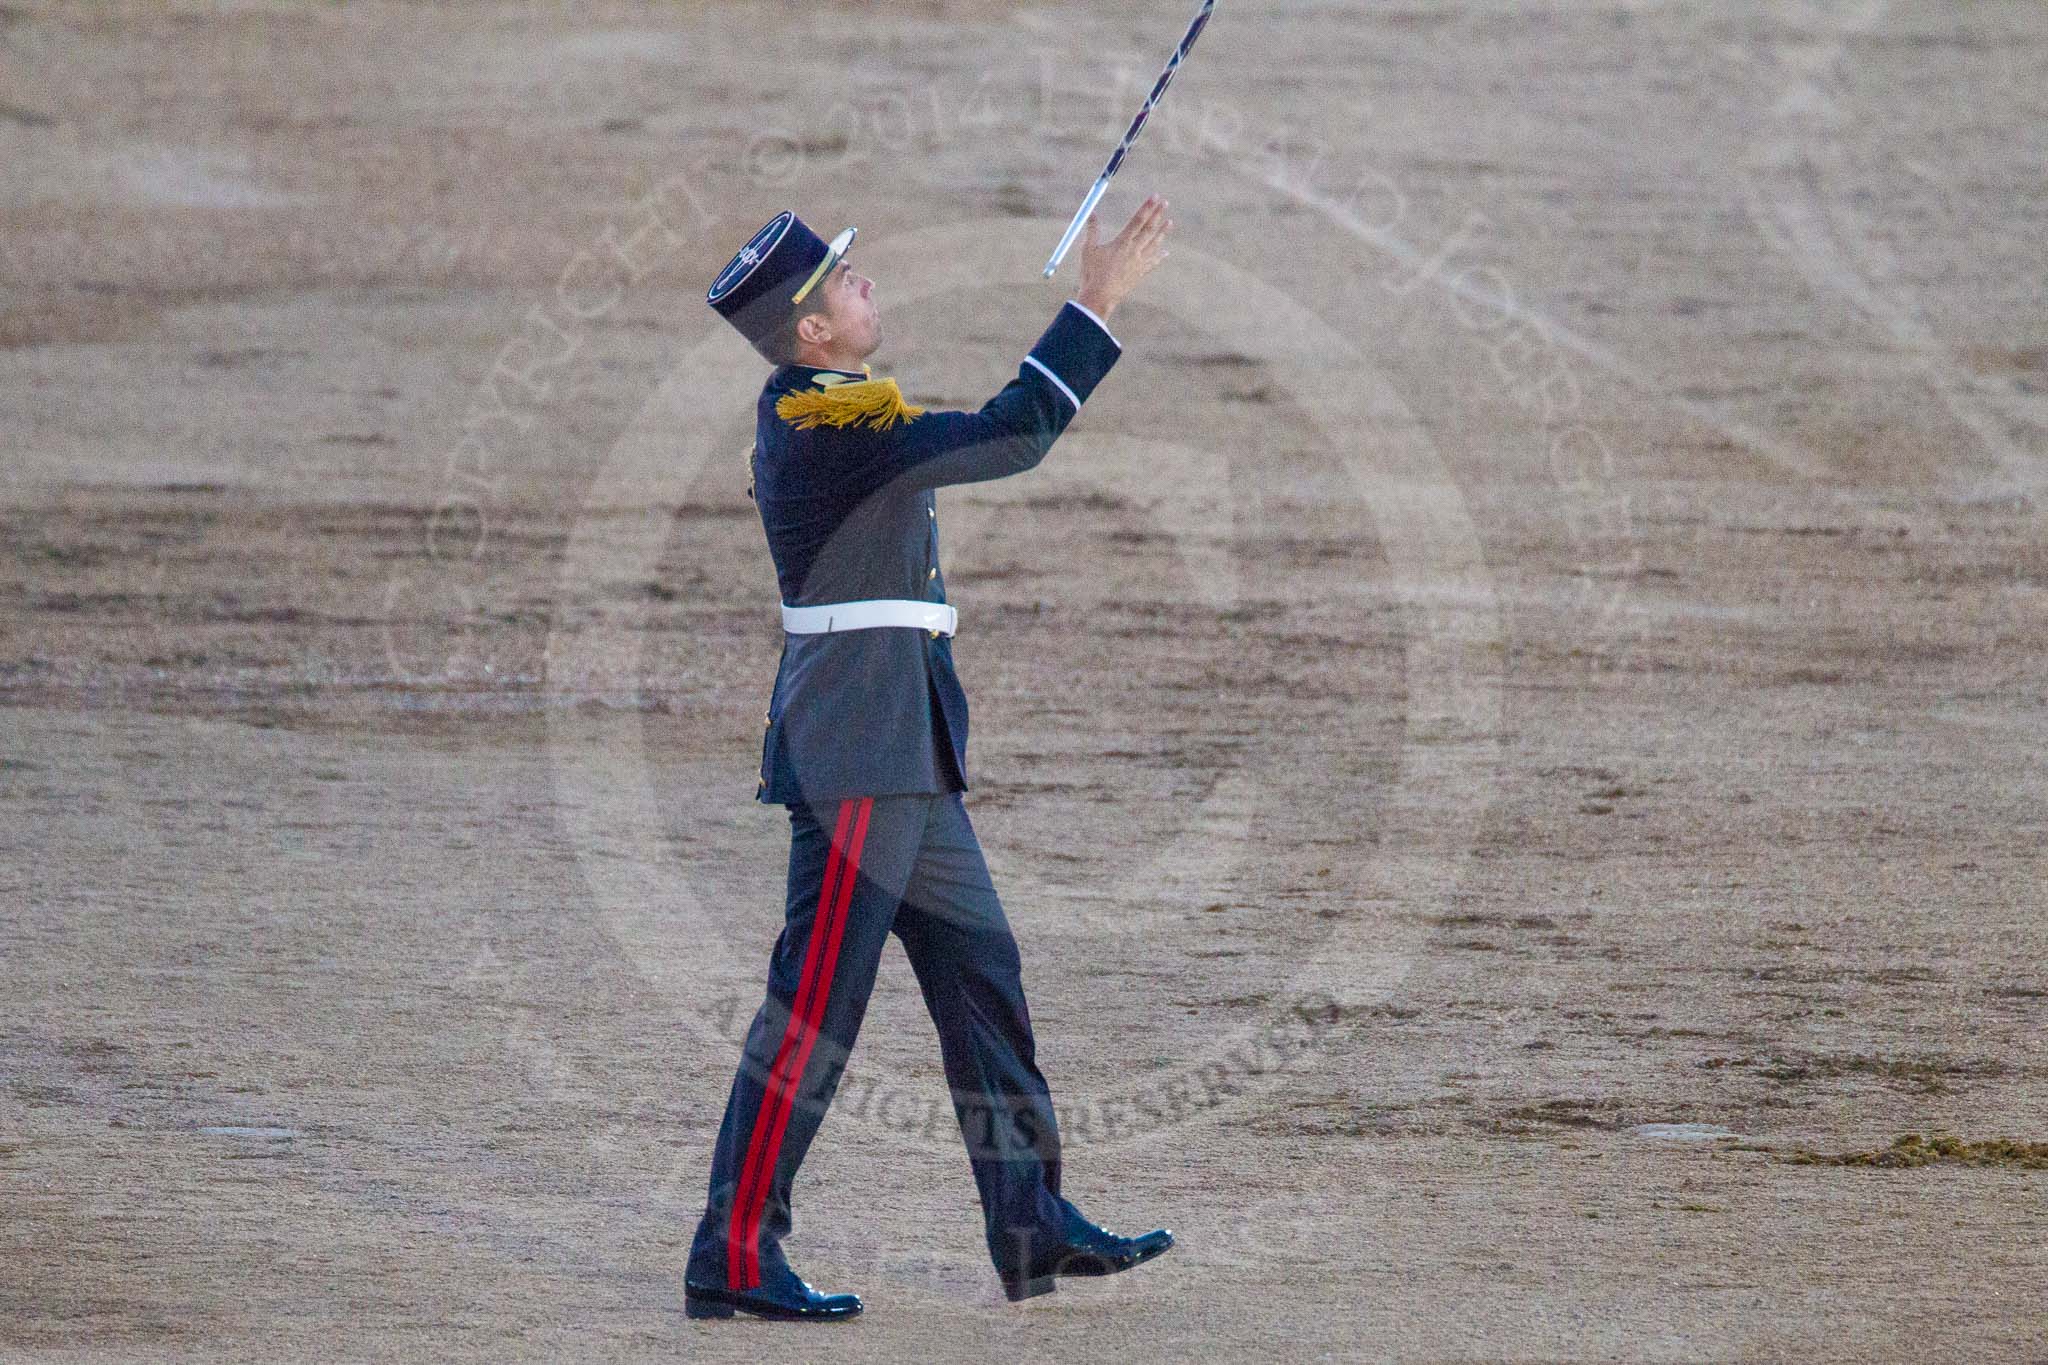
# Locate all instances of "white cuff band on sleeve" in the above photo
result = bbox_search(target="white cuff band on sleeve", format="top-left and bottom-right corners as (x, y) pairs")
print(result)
(1023, 355), (1082, 411)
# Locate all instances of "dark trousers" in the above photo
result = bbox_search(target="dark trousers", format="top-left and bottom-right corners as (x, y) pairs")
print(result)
(687, 791), (1070, 1292)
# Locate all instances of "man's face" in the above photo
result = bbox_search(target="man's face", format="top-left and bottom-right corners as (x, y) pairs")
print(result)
(803, 257), (880, 359)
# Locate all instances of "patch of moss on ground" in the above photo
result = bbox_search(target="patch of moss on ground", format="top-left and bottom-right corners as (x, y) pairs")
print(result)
(1782, 1133), (2048, 1170)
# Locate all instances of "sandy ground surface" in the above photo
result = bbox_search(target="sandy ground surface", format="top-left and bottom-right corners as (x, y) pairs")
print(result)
(4, 1), (2046, 1360)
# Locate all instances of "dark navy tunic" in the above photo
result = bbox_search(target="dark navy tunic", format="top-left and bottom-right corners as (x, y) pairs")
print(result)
(751, 300), (1122, 805)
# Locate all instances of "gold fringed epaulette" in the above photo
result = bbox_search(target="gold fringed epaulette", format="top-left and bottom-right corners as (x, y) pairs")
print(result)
(774, 377), (926, 432)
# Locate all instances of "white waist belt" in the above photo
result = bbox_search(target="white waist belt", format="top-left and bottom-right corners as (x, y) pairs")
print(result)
(781, 598), (958, 637)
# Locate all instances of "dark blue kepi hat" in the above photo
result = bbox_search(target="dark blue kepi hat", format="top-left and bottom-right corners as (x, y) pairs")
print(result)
(708, 211), (856, 360)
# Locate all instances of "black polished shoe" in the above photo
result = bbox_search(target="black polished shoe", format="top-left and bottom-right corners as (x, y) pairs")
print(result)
(683, 1274), (863, 1322)
(1001, 1217), (1175, 1302)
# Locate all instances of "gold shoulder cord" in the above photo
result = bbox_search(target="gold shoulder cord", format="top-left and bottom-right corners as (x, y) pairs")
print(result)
(774, 378), (926, 432)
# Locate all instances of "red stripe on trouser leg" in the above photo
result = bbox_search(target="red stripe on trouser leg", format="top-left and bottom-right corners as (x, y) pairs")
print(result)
(726, 798), (855, 1290)
(737, 796), (873, 1290)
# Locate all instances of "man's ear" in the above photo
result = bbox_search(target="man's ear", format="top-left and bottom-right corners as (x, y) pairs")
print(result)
(795, 312), (830, 347)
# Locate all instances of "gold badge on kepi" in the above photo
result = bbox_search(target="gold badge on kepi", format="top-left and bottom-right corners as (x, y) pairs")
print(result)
(708, 212), (857, 361)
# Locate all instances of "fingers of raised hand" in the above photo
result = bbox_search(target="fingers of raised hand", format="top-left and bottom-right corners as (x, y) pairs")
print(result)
(1119, 194), (1164, 240)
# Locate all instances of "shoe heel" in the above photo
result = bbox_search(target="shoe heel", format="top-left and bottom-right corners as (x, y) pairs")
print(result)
(1001, 1274), (1056, 1303)
(685, 1294), (735, 1320)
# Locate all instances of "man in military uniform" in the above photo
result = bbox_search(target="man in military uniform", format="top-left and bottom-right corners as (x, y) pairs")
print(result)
(683, 196), (1174, 1322)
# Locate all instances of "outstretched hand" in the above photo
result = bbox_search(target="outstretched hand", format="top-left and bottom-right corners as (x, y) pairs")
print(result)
(1076, 193), (1173, 320)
